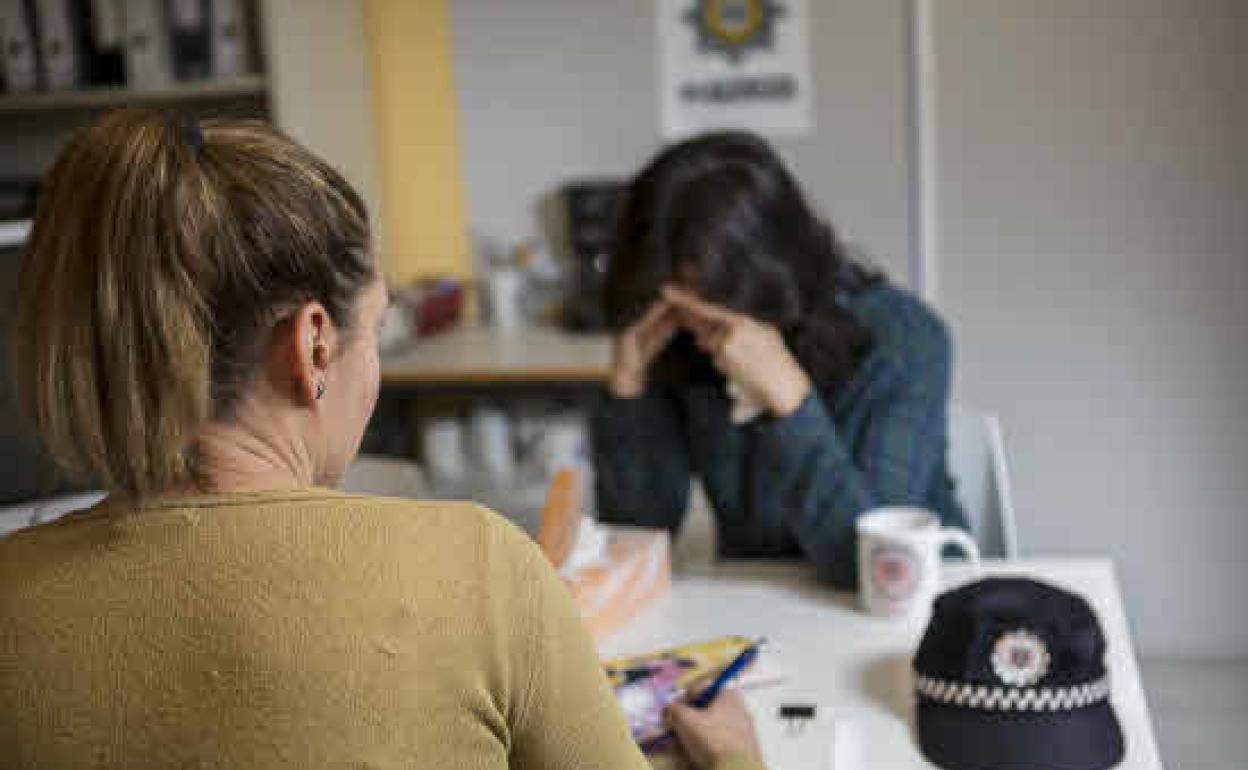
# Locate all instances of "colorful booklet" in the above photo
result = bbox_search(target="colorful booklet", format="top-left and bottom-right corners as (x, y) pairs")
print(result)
(603, 635), (761, 749)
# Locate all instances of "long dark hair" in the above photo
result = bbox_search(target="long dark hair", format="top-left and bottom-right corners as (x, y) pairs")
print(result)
(605, 130), (881, 393)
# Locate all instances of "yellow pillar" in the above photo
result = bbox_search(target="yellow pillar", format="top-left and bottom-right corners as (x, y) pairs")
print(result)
(362, 0), (471, 282)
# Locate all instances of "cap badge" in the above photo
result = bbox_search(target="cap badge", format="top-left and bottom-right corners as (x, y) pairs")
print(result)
(991, 629), (1050, 687)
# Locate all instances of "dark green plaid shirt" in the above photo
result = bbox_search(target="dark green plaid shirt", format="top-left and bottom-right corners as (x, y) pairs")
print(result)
(591, 283), (966, 588)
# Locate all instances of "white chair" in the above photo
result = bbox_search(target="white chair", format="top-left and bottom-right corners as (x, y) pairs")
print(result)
(671, 482), (718, 572)
(0, 501), (37, 538)
(946, 405), (1020, 558)
(340, 455), (428, 499)
(2, 457), (429, 541)
(0, 491), (106, 538)
(28, 491), (106, 525)
(3, 456), (431, 540)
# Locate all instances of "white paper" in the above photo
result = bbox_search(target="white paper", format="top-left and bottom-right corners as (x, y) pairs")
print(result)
(727, 378), (766, 425)
(658, 0), (814, 140)
(747, 694), (837, 770)
(0, 219), (31, 248)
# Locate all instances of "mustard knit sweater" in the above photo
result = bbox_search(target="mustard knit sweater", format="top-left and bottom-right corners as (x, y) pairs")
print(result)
(0, 489), (760, 770)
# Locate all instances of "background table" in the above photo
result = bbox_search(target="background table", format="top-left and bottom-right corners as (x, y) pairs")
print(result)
(380, 326), (610, 387)
(370, 325), (611, 468)
(600, 558), (1163, 770)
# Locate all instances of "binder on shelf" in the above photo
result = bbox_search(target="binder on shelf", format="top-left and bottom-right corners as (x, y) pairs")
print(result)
(0, 0), (38, 93)
(167, 0), (210, 81)
(87, 0), (120, 48)
(122, 0), (172, 89)
(33, 0), (82, 90)
(0, 179), (39, 221)
(79, 0), (125, 85)
(208, 0), (251, 78)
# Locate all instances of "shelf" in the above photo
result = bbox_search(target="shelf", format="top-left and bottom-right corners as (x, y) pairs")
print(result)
(381, 326), (612, 385)
(0, 220), (31, 249)
(0, 75), (268, 114)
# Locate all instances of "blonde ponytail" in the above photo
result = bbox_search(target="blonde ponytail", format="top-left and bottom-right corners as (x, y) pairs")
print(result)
(9, 109), (372, 495)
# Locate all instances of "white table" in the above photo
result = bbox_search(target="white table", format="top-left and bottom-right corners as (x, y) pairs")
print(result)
(600, 558), (1163, 770)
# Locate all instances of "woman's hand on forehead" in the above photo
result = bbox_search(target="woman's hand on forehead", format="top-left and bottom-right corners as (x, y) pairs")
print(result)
(662, 285), (739, 337)
(661, 284), (811, 417)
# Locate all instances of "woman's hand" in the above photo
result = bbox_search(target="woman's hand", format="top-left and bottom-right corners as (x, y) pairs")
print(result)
(666, 689), (765, 770)
(608, 299), (680, 398)
(662, 286), (811, 417)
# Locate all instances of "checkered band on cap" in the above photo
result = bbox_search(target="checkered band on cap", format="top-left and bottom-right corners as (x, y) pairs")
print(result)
(914, 672), (1111, 713)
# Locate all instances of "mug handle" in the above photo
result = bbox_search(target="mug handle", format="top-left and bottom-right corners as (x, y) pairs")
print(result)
(939, 527), (981, 568)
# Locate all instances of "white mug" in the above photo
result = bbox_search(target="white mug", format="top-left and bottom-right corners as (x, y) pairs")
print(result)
(421, 417), (467, 489)
(856, 507), (980, 618)
(535, 415), (587, 476)
(469, 407), (515, 484)
(487, 268), (524, 330)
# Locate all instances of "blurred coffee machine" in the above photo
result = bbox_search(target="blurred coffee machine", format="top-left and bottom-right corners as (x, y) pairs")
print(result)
(561, 179), (624, 332)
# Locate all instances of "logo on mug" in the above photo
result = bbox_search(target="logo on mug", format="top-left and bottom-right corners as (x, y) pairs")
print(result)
(869, 543), (921, 603)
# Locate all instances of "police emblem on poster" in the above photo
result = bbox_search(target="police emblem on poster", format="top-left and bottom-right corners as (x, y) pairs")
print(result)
(658, 0), (814, 139)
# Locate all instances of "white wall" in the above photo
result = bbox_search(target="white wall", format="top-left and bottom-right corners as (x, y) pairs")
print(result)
(445, 0), (1248, 657)
(447, 0), (914, 281)
(931, 0), (1248, 657)
(261, 0), (381, 223)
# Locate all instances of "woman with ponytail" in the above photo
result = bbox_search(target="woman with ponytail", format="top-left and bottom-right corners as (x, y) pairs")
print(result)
(594, 131), (968, 588)
(1, 111), (766, 770)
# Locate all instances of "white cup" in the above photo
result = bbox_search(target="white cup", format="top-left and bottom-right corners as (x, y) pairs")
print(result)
(469, 407), (515, 484)
(377, 302), (413, 355)
(487, 268), (524, 330)
(856, 507), (980, 618)
(422, 417), (468, 489)
(535, 415), (587, 476)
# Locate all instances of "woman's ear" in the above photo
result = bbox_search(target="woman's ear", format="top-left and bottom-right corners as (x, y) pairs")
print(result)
(288, 301), (337, 406)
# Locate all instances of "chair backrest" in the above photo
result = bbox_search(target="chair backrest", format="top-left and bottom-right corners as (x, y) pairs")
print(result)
(946, 405), (1019, 558)
(0, 491), (106, 539)
(340, 455), (427, 499)
(28, 491), (106, 526)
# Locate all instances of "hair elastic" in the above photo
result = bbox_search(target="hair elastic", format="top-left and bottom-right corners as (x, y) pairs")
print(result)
(179, 116), (204, 157)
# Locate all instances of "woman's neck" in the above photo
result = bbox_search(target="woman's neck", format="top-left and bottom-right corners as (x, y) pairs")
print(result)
(191, 417), (316, 494)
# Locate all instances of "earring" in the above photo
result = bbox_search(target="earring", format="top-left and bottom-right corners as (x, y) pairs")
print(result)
(315, 381), (325, 400)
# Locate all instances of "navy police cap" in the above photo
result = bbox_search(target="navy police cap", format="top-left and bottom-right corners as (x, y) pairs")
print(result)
(913, 577), (1125, 770)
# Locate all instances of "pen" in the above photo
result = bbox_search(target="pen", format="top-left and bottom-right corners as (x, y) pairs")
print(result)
(689, 639), (762, 708)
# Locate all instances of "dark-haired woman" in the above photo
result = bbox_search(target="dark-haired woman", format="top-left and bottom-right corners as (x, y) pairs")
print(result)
(593, 131), (967, 588)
